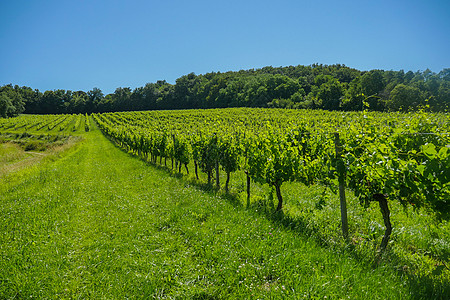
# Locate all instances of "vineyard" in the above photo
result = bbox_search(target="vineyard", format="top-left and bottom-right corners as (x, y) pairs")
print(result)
(1, 109), (449, 298)
(0, 114), (89, 177)
(0, 113), (90, 134)
(93, 109), (448, 239)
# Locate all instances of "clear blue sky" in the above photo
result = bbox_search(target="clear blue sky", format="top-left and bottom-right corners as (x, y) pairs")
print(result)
(1, 0), (449, 94)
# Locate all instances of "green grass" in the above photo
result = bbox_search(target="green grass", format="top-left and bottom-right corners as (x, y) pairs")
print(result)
(0, 120), (448, 299)
(0, 143), (27, 164)
(0, 132), (82, 180)
(154, 147), (450, 284)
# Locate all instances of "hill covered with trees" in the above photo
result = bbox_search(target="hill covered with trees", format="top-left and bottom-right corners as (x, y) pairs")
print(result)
(1, 64), (449, 116)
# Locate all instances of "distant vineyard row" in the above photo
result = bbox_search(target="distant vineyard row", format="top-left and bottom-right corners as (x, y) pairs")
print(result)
(0, 113), (90, 133)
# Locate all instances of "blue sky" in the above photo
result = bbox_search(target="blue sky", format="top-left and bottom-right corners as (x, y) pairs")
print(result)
(1, 0), (449, 94)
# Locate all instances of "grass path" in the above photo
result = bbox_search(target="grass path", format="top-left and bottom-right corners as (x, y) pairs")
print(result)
(0, 123), (421, 299)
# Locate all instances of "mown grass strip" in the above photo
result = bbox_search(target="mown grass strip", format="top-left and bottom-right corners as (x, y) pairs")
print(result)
(0, 122), (439, 299)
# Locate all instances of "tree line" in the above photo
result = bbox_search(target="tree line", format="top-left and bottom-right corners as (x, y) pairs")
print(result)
(1, 64), (449, 117)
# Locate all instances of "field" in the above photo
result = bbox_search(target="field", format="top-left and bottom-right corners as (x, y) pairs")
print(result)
(0, 109), (449, 299)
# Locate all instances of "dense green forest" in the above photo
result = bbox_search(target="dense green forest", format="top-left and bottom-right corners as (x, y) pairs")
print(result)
(1, 64), (449, 117)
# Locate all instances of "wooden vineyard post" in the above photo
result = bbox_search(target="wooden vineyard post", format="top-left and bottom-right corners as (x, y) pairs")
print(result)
(245, 171), (251, 208)
(216, 160), (220, 189)
(334, 133), (349, 241)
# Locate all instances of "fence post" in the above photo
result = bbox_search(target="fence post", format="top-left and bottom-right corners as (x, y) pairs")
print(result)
(245, 171), (251, 208)
(216, 159), (220, 188)
(334, 133), (349, 241)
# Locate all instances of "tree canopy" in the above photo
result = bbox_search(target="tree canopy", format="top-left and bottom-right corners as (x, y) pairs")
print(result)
(1, 64), (449, 116)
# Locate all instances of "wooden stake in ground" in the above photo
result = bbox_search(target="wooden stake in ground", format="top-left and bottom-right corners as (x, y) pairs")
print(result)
(245, 171), (250, 208)
(334, 133), (349, 241)
(215, 159), (220, 189)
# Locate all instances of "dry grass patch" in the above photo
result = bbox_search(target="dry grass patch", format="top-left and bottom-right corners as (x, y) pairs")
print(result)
(0, 136), (82, 178)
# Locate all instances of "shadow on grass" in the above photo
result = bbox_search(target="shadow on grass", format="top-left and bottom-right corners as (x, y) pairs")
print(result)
(251, 197), (449, 300)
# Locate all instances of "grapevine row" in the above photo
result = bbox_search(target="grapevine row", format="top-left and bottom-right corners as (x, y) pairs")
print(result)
(93, 109), (449, 231)
(0, 114), (88, 133)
